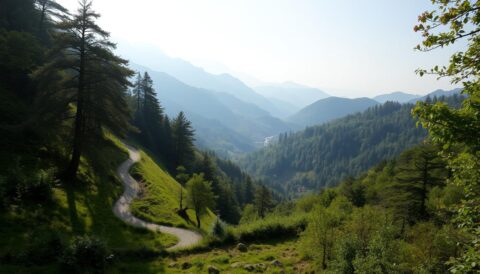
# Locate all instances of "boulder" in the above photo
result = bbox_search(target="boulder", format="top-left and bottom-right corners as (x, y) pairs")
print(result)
(243, 264), (255, 272)
(181, 262), (192, 270)
(236, 243), (248, 252)
(271, 259), (283, 267)
(230, 262), (244, 268)
(208, 265), (220, 274)
(243, 263), (267, 272)
(255, 263), (267, 271)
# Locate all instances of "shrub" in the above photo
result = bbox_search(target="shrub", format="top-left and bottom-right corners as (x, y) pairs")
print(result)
(211, 218), (227, 239)
(19, 168), (55, 204)
(239, 204), (259, 225)
(60, 235), (111, 273)
(5, 167), (56, 205)
(235, 213), (308, 242)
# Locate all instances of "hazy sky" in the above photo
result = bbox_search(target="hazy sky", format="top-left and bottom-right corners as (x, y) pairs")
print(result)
(57, 0), (461, 97)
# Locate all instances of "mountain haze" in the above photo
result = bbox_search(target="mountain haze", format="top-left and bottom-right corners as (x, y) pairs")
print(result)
(118, 44), (288, 117)
(130, 63), (294, 155)
(255, 82), (330, 109)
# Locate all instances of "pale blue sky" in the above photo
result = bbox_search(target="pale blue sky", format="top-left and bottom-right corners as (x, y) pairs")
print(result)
(57, 0), (461, 97)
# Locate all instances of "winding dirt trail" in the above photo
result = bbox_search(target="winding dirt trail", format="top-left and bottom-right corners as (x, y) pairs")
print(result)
(113, 144), (202, 251)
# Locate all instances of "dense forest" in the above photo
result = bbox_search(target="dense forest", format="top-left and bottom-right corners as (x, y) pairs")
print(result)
(241, 96), (464, 194)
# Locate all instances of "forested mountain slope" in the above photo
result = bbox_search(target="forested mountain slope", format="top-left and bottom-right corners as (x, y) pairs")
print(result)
(408, 88), (462, 103)
(287, 96), (379, 127)
(241, 102), (427, 193)
(242, 94), (464, 194)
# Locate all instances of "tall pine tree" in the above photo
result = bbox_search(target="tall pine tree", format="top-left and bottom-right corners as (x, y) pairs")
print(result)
(44, 0), (133, 180)
(172, 111), (195, 169)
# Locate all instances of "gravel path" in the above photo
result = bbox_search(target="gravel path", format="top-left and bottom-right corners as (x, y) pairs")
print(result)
(113, 144), (203, 251)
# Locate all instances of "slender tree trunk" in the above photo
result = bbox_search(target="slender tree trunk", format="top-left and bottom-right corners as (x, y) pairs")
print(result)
(196, 210), (201, 228)
(136, 84), (141, 112)
(179, 188), (183, 209)
(322, 241), (327, 269)
(420, 163), (428, 217)
(39, 2), (47, 31)
(65, 17), (86, 181)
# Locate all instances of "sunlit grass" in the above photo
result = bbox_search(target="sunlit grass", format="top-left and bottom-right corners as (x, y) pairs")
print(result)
(130, 151), (215, 233)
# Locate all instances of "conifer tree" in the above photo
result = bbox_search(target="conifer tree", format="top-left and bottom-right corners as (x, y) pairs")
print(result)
(175, 166), (189, 211)
(389, 144), (446, 221)
(254, 185), (274, 218)
(45, 0), (133, 180)
(216, 184), (241, 224)
(243, 177), (255, 205)
(35, 0), (69, 32)
(201, 153), (218, 193)
(131, 73), (143, 112)
(161, 116), (174, 163)
(172, 111), (195, 168)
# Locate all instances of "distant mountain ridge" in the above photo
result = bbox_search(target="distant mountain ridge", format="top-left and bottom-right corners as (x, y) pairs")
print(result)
(287, 97), (379, 127)
(409, 88), (463, 103)
(373, 91), (420, 103)
(117, 44), (289, 118)
(130, 63), (295, 156)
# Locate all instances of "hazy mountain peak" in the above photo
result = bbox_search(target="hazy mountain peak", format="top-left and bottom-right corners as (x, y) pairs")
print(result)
(373, 91), (420, 103)
(287, 96), (379, 127)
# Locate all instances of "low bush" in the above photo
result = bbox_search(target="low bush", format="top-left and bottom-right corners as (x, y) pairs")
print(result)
(234, 213), (309, 242)
(2, 167), (55, 206)
(60, 235), (111, 273)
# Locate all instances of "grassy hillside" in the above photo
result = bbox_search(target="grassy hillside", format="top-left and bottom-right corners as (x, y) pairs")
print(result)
(130, 151), (216, 232)
(0, 134), (180, 271)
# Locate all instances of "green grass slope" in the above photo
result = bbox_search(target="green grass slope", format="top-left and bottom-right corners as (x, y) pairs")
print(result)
(0, 133), (178, 271)
(130, 151), (216, 233)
